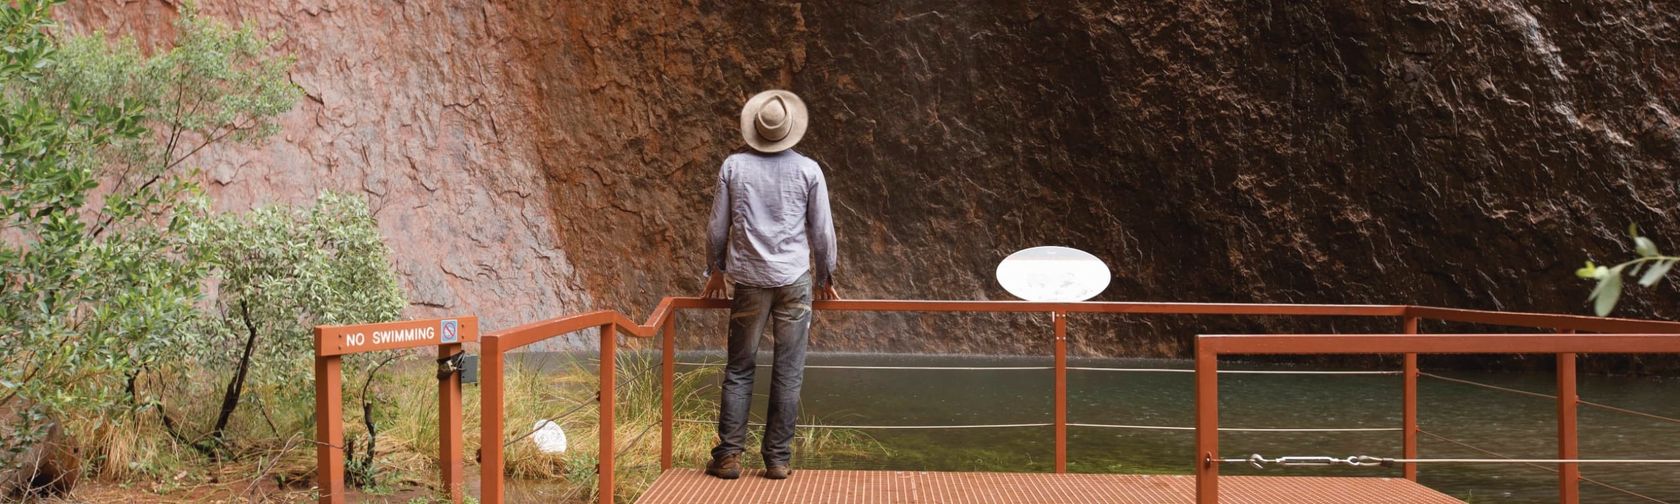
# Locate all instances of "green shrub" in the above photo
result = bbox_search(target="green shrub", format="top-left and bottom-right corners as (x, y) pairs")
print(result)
(1, 0), (193, 475)
(0, 0), (352, 489)
(139, 193), (406, 463)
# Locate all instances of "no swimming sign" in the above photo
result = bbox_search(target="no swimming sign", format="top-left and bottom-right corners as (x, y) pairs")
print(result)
(315, 317), (479, 356)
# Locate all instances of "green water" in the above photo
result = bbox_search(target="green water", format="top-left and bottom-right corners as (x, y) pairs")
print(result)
(677, 352), (1680, 503)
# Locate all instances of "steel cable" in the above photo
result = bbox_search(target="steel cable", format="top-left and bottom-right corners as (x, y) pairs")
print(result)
(675, 419), (1052, 429)
(1069, 367), (1399, 375)
(1419, 372), (1557, 400)
(1422, 372), (1680, 427)
(1420, 429), (1672, 504)
(1070, 423), (1400, 433)
(676, 361), (1397, 375)
(1579, 399), (1680, 427)
(672, 419), (1395, 433)
(1397, 458), (1680, 464)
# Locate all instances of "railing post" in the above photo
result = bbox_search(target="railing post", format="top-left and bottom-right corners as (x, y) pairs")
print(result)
(480, 336), (505, 504)
(661, 315), (676, 471)
(439, 342), (464, 502)
(1053, 311), (1068, 473)
(314, 354), (344, 504)
(1403, 316), (1419, 481)
(1558, 348), (1580, 504)
(599, 323), (617, 504)
(1194, 340), (1219, 504)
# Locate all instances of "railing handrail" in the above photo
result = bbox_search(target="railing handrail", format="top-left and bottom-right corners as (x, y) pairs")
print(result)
(1405, 305), (1680, 333)
(474, 297), (1680, 504)
(1200, 333), (1680, 354)
(1193, 331), (1680, 504)
(483, 299), (1680, 350)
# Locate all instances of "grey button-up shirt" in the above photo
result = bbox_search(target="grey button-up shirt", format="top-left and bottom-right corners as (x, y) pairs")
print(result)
(707, 150), (837, 288)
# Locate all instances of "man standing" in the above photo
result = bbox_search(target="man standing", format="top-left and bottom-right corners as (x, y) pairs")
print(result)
(702, 89), (839, 481)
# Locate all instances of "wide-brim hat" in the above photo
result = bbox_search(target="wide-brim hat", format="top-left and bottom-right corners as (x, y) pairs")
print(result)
(740, 90), (808, 153)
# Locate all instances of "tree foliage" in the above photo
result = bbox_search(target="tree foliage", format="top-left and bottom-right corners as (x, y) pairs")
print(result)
(153, 193), (405, 456)
(1577, 224), (1678, 316)
(1, 1), (187, 470)
(0, 0), (410, 487)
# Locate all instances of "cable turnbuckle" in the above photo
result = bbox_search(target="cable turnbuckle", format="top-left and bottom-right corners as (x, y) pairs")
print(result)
(1225, 454), (1394, 469)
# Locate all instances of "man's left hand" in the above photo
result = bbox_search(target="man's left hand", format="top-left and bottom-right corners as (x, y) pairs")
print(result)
(702, 273), (729, 299)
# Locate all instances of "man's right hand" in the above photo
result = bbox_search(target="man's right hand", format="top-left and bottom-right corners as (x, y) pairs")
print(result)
(702, 273), (729, 299)
(816, 281), (841, 301)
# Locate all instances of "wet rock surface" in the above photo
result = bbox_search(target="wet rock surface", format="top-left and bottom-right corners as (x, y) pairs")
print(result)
(58, 2), (1680, 367)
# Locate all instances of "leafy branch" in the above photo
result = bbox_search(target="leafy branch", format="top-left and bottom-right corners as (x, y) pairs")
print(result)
(1577, 224), (1678, 316)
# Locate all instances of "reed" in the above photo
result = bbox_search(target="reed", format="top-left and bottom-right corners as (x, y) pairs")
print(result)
(53, 349), (878, 503)
(367, 350), (880, 502)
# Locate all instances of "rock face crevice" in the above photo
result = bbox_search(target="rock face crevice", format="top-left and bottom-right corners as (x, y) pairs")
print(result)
(59, 2), (1680, 366)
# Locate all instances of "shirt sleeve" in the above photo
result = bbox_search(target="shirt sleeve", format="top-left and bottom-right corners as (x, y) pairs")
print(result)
(706, 159), (731, 276)
(806, 165), (838, 288)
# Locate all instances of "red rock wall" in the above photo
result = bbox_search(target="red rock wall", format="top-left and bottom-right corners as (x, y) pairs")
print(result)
(56, 1), (596, 336)
(59, 2), (1680, 363)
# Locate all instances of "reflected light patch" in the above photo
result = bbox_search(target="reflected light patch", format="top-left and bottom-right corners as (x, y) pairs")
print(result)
(996, 246), (1111, 302)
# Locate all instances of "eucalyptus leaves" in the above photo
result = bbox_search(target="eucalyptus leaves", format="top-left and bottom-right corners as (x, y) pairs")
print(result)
(1577, 224), (1678, 316)
(0, 0), (393, 491)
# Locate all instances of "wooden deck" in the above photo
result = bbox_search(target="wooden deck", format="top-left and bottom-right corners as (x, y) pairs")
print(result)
(635, 469), (1464, 504)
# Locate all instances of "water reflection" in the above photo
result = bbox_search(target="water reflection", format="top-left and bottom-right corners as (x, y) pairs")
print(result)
(666, 352), (1680, 503)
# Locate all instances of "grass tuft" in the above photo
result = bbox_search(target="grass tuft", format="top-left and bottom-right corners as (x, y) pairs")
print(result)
(53, 350), (880, 503)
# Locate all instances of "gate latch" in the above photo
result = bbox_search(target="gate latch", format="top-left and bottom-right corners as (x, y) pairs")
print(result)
(438, 353), (480, 385)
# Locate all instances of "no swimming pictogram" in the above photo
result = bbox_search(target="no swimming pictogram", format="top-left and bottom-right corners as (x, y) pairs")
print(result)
(441, 319), (459, 343)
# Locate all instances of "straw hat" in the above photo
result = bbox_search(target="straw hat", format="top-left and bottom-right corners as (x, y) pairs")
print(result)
(740, 90), (808, 153)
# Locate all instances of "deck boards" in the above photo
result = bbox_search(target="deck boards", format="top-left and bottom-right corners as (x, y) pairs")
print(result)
(634, 469), (1464, 504)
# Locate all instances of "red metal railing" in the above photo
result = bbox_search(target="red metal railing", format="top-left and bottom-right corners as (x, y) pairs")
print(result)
(473, 299), (1680, 504)
(1194, 332), (1680, 504)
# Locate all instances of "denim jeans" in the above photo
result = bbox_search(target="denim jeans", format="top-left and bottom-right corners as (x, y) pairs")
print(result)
(711, 272), (811, 466)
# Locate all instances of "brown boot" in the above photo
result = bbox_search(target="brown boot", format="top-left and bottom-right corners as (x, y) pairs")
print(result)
(706, 453), (742, 479)
(764, 465), (793, 480)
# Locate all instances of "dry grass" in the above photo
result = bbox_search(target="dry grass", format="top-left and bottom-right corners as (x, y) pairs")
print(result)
(51, 350), (880, 503)
(440, 351), (878, 503)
